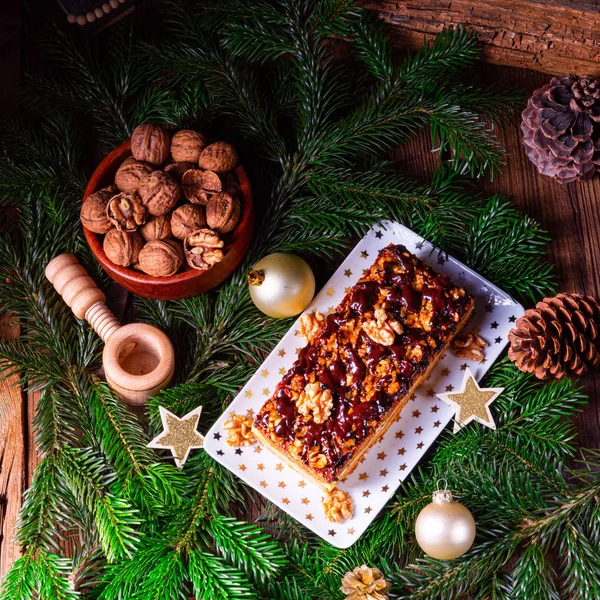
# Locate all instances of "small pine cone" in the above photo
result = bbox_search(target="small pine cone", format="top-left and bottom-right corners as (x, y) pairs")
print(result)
(340, 565), (391, 600)
(223, 413), (255, 446)
(521, 75), (600, 184)
(323, 488), (354, 523)
(508, 293), (600, 379)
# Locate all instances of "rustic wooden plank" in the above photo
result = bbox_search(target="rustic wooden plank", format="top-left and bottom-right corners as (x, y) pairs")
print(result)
(471, 65), (600, 448)
(362, 0), (600, 75)
(0, 314), (25, 580)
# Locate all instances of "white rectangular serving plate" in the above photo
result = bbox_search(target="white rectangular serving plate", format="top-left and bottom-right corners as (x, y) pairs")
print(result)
(205, 221), (524, 548)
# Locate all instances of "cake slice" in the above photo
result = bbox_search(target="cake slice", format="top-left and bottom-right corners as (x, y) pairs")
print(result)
(252, 244), (474, 490)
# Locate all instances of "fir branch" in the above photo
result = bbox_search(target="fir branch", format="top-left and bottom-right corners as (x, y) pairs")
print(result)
(206, 515), (286, 583)
(510, 544), (560, 600)
(60, 447), (141, 562)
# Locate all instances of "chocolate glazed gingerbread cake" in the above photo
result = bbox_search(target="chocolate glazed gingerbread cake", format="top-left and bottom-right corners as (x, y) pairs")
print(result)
(252, 244), (474, 490)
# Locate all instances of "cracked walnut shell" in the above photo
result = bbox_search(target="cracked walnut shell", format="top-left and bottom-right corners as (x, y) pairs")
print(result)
(184, 228), (225, 270)
(138, 239), (184, 277)
(297, 311), (325, 343)
(323, 489), (354, 523)
(107, 192), (146, 231)
(103, 229), (144, 267)
(137, 170), (180, 216)
(131, 124), (170, 165)
(453, 331), (488, 362)
(181, 169), (222, 205)
(114, 157), (153, 194)
(171, 204), (206, 240)
(81, 185), (117, 233)
(170, 130), (207, 163)
(296, 382), (333, 424)
(198, 141), (238, 174)
(223, 413), (255, 446)
(140, 214), (172, 242)
(206, 192), (240, 234)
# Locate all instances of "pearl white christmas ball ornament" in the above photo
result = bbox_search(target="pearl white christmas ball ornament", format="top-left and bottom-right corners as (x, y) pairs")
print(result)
(248, 253), (315, 318)
(415, 487), (476, 560)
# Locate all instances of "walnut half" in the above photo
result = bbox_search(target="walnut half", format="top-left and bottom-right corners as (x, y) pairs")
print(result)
(296, 382), (333, 424)
(323, 489), (354, 523)
(362, 308), (402, 346)
(297, 311), (325, 343)
(452, 331), (488, 362)
(223, 413), (256, 446)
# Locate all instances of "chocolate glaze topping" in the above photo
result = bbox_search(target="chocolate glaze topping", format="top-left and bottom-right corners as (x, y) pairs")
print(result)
(254, 244), (473, 483)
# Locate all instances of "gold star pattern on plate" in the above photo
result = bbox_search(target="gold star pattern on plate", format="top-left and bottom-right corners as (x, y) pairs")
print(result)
(344, 269), (352, 277)
(261, 369), (269, 378)
(327, 288), (335, 296)
(278, 349), (286, 357)
(262, 388), (271, 396)
(298, 480), (306, 488)
(437, 367), (503, 433)
(279, 481), (286, 489)
(347, 528), (356, 535)
(239, 464), (246, 471)
(260, 481), (268, 488)
(276, 463), (284, 471)
(361, 250), (369, 259)
(282, 497), (290, 505)
(279, 367), (286, 375)
(148, 406), (205, 470)
(245, 390), (253, 398)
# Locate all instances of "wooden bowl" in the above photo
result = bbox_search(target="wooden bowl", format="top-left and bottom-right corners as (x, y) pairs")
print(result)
(83, 141), (254, 300)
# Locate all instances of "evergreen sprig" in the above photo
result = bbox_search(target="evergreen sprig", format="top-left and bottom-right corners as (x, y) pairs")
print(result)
(0, 1), (589, 599)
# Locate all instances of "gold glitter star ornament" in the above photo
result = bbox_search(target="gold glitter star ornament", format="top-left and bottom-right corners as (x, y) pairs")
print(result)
(148, 406), (205, 469)
(436, 367), (503, 433)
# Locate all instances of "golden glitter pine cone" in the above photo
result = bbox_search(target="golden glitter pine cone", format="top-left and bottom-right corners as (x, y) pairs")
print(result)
(508, 293), (600, 379)
(341, 565), (391, 600)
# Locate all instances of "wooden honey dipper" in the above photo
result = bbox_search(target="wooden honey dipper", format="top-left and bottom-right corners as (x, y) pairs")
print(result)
(45, 254), (175, 405)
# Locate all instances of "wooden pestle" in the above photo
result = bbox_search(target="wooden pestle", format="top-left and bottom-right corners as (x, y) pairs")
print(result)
(45, 254), (175, 405)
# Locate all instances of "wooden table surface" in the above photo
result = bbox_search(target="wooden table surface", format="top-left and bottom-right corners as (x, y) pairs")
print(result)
(1, 0), (600, 581)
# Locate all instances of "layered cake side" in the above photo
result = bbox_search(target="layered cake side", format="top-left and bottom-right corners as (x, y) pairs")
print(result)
(252, 244), (474, 490)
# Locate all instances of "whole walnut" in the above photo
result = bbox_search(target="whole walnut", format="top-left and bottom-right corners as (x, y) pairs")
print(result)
(198, 142), (237, 174)
(170, 130), (207, 163)
(138, 239), (184, 277)
(131, 124), (170, 166)
(103, 229), (144, 267)
(171, 204), (207, 240)
(81, 186), (117, 233)
(184, 228), (224, 270)
(107, 192), (146, 231)
(114, 157), (153, 193)
(164, 161), (195, 183)
(137, 170), (180, 216)
(140, 214), (172, 242)
(206, 192), (240, 234)
(181, 169), (222, 205)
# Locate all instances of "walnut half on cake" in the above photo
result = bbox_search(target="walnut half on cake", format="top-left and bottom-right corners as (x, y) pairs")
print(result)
(252, 244), (474, 490)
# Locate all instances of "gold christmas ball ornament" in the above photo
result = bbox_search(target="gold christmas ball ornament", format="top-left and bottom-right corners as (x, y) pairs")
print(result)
(415, 484), (476, 560)
(248, 253), (315, 318)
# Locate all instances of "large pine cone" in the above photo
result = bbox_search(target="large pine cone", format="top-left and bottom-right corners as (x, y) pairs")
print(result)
(521, 75), (600, 184)
(508, 293), (600, 380)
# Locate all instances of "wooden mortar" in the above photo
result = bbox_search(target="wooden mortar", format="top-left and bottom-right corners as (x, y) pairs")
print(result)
(45, 254), (175, 405)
